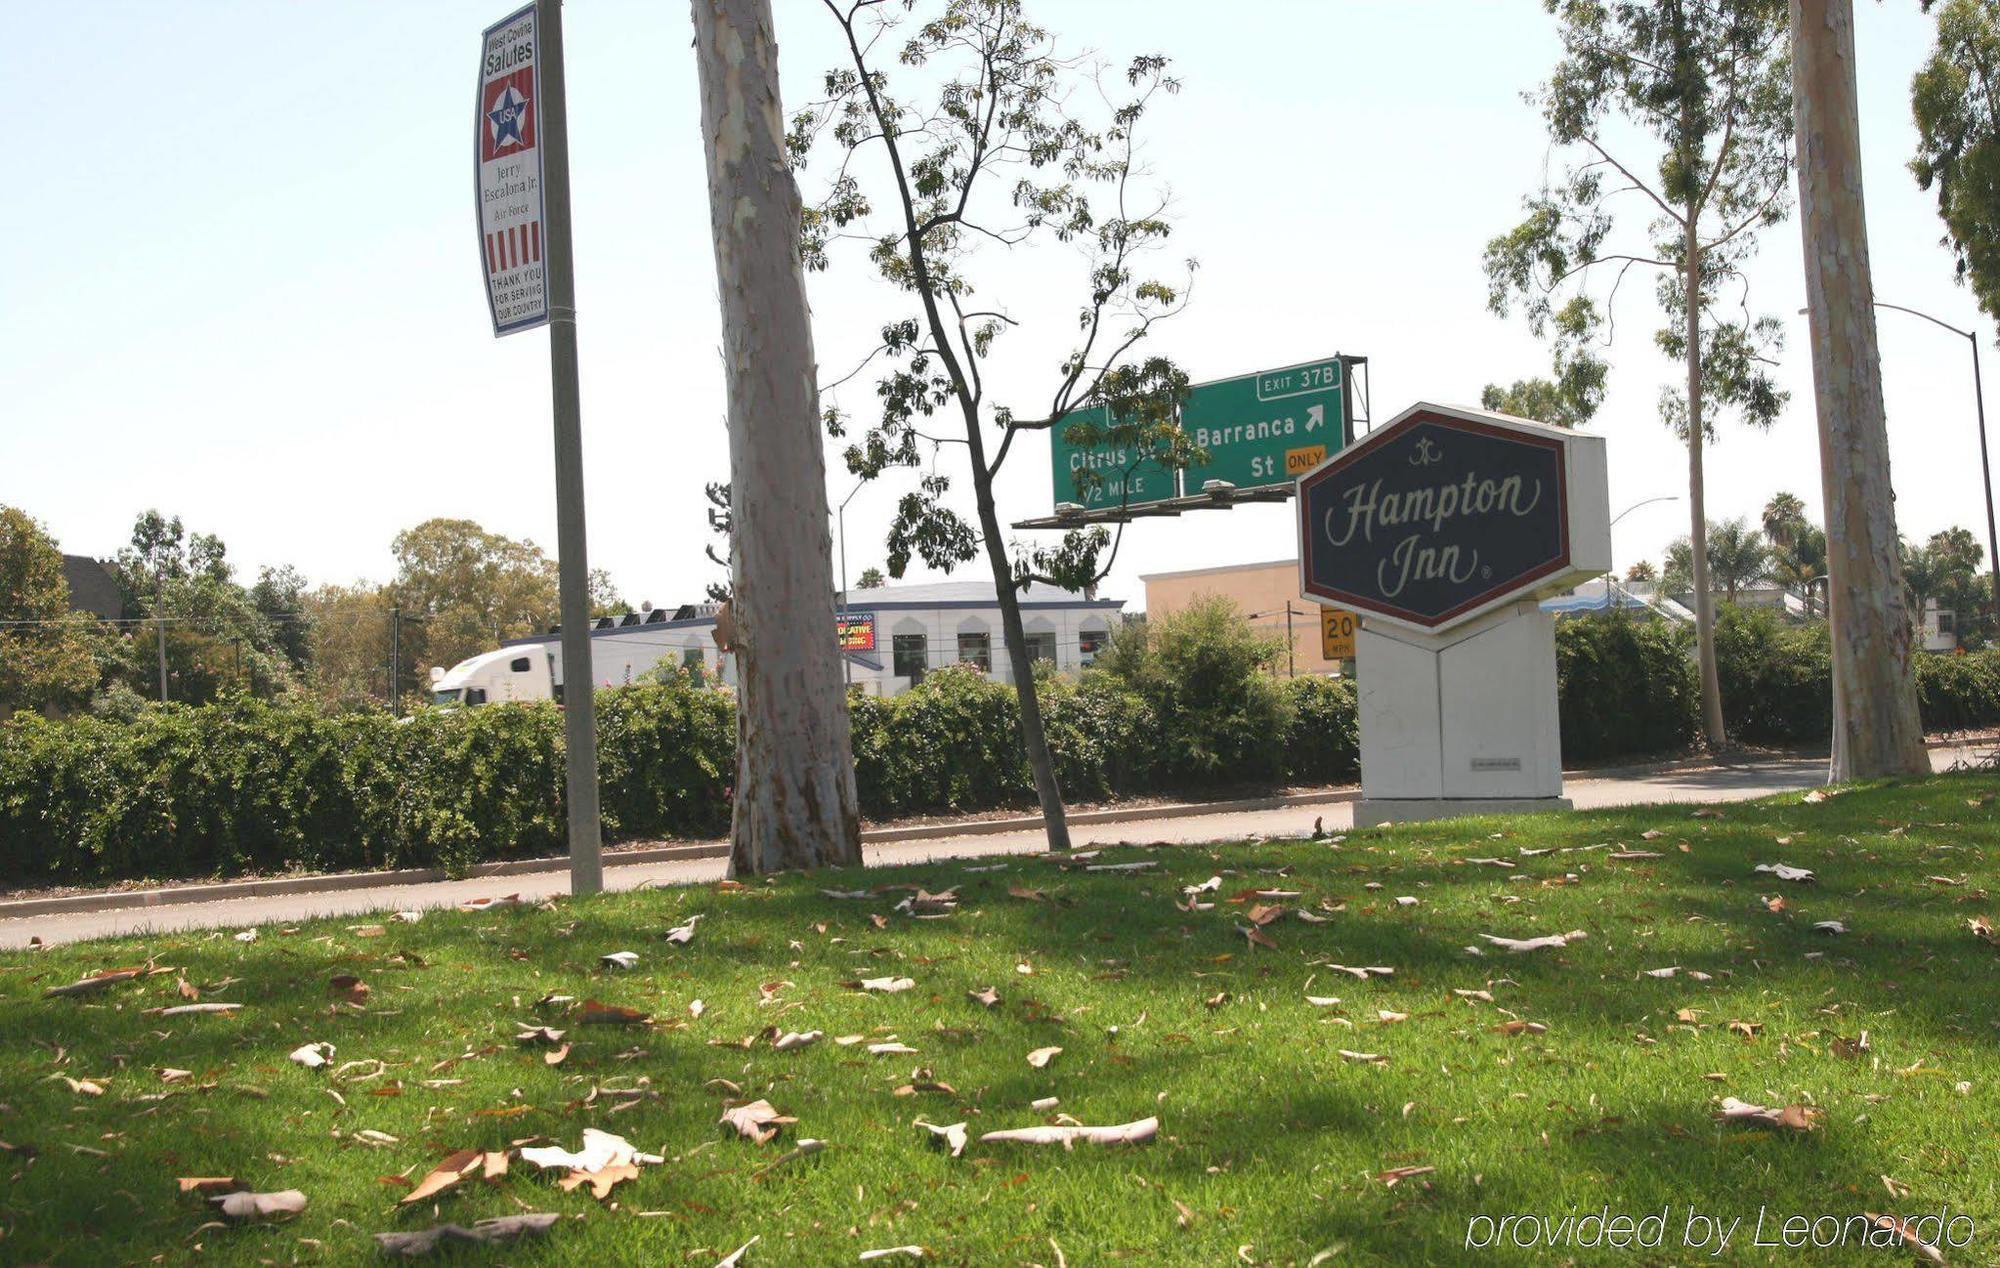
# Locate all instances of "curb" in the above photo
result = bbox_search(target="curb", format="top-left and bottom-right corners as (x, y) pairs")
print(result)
(0, 788), (1359, 923)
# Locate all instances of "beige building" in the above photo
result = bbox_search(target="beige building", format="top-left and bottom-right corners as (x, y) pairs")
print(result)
(1140, 558), (1344, 676)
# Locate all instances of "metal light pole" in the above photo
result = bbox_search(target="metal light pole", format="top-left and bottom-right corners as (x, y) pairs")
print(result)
(1606, 494), (1680, 609)
(154, 562), (168, 702)
(389, 603), (401, 715)
(1874, 302), (1999, 630)
(1802, 300), (1999, 629)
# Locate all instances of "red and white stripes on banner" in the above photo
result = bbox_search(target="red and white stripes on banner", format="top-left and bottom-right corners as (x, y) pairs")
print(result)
(484, 222), (543, 275)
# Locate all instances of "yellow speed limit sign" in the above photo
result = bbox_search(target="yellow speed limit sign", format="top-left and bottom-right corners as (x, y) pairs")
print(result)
(1319, 606), (1357, 660)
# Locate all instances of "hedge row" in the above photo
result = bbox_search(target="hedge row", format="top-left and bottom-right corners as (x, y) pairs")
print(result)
(3, 610), (1995, 887)
(0, 668), (1354, 887)
(1558, 606), (2000, 758)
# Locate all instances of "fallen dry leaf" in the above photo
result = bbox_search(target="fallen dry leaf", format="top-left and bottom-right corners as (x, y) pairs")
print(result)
(1376, 1164), (1435, 1188)
(1490, 1020), (1548, 1037)
(212, 1189), (308, 1221)
(177, 1176), (240, 1195)
(580, 1000), (650, 1026)
(979, 1117), (1158, 1148)
(1026, 1046), (1063, 1069)
(663, 915), (703, 945)
(916, 1120), (968, 1158)
(557, 1161), (639, 1200)
(1716, 1097), (1822, 1132)
(520, 1127), (663, 1172)
(146, 1002), (243, 1017)
(400, 1149), (485, 1205)
(456, 893), (521, 913)
(968, 986), (1000, 1009)
(713, 1236), (761, 1268)
(1860, 1215), (1948, 1266)
(846, 976), (915, 994)
(719, 1100), (796, 1145)
(1238, 924), (1279, 950)
(42, 966), (145, 999)
(1753, 863), (1815, 883)
(372, 1212), (559, 1256)
(1338, 1050), (1387, 1064)
(1481, 930), (1586, 953)
(771, 1029), (822, 1052)
(328, 974), (370, 1005)
(1323, 964), (1394, 980)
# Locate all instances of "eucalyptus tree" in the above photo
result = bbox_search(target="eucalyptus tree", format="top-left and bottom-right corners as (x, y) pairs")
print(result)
(1486, 0), (1793, 750)
(1912, 0), (2000, 323)
(691, 0), (861, 873)
(1796, 0), (1929, 778)
(790, 0), (1196, 850)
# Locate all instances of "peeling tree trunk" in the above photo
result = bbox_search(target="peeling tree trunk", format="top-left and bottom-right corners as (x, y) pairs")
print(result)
(691, 0), (862, 872)
(1791, 0), (1930, 781)
(1684, 217), (1728, 751)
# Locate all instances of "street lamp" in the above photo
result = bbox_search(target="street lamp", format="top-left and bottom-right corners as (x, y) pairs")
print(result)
(1606, 494), (1679, 611)
(1801, 301), (1999, 628)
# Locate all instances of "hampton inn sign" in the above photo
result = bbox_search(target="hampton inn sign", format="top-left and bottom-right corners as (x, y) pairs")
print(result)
(1296, 402), (1610, 825)
(1300, 407), (1580, 633)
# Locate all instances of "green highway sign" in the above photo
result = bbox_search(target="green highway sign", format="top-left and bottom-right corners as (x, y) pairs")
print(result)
(1048, 405), (1179, 511)
(1181, 356), (1347, 492)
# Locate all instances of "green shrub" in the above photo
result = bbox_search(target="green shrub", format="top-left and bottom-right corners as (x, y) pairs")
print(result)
(1715, 607), (1833, 744)
(1916, 650), (2000, 733)
(1038, 668), (1159, 802)
(864, 665), (1031, 815)
(1095, 597), (1293, 785)
(1554, 613), (1699, 762)
(1280, 675), (1359, 784)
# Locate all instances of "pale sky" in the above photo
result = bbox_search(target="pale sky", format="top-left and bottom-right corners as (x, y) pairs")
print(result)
(4, 1), (1992, 615)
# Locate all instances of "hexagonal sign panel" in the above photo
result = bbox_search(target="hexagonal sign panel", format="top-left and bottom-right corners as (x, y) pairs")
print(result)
(1298, 403), (1601, 633)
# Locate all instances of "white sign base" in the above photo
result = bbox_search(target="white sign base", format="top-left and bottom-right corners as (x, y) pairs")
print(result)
(1352, 599), (1570, 827)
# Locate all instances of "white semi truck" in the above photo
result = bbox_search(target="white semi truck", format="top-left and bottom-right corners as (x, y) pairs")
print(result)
(428, 606), (735, 707)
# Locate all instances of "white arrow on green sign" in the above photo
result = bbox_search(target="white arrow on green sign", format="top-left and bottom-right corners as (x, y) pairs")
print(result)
(1182, 357), (1346, 492)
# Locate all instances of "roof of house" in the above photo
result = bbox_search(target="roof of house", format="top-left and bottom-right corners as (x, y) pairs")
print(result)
(503, 578), (1122, 647)
(61, 555), (124, 620)
(834, 578), (1123, 610)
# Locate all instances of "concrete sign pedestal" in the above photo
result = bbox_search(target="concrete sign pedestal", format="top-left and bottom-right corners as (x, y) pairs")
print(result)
(1353, 600), (1568, 826)
(1296, 403), (1611, 827)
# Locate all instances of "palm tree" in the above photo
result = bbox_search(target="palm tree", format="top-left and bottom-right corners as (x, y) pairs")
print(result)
(1901, 538), (1942, 628)
(1666, 519), (1772, 605)
(1707, 518), (1772, 604)
(1761, 492), (1809, 553)
(1769, 524), (1827, 615)
(1625, 560), (1658, 583)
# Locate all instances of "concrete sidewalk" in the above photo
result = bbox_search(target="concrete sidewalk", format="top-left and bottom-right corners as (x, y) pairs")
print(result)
(0, 744), (1984, 949)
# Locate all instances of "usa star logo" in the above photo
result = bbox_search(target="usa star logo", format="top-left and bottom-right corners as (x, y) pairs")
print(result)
(481, 70), (536, 160)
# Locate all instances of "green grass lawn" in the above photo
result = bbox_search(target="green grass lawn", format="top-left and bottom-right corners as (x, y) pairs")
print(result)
(3, 774), (1998, 1266)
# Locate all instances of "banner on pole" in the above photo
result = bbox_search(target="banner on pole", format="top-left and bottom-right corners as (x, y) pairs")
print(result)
(476, 4), (549, 336)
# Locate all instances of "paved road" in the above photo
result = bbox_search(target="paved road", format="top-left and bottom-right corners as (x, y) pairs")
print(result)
(3, 747), (1986, 950)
